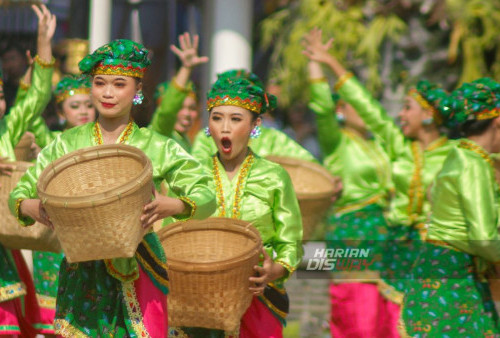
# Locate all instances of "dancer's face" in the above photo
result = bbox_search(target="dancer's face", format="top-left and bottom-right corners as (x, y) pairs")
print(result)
(175, 96), (198, 134)
(398, 96), (434, 138)
(60, 94), (95, 128)
(209, 105), (260, 162)
(91, 75), (140, 120)
(0, 86), (5, 119)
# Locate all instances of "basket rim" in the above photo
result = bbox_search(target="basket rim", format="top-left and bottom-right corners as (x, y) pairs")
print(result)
(158, 217), (263, 272)
(37, 144), (152, 208)
(266, 155), (336, 200)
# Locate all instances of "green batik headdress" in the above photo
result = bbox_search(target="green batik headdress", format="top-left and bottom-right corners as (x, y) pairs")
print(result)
(217, 69), (265, 90)
(154, 80), (196, 105)
(440, 77), (500, 128)
(54, 75), (91, 103)
(78, 39), (151, 78)
(207, 73), (277, 114)
(408, 80), (448, 126)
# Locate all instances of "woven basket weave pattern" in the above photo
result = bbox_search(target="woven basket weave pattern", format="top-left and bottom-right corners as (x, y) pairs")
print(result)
(37, 145), (152, 263)
(14, 132), (35, 162)
(266, 156), (335, 240)
(159, 218), (262, 332)
(0, 162), (60, 252)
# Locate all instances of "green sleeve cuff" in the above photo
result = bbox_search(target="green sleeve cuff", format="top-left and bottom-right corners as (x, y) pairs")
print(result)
(175, 196), (197, 220)
(14, 199), (35, 227)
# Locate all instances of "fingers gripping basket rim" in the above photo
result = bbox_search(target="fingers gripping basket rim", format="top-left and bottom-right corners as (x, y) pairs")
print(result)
(37, 144), (153, 207)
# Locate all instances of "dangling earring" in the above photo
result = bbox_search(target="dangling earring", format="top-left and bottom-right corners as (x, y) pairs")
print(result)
(250, 125), (261, 139)
(204, 126), (211, 137)
(422, 117), (434, 126)
(133, 90), (144, 105)
(336, 112), (346, 124)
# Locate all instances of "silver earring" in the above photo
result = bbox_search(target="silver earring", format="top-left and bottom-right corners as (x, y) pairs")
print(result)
(336, 112), (346, 124)
(204, 126), (211, 137)
(133, 91), (144, 105)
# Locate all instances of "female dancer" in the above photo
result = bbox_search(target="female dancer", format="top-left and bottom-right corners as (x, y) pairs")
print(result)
(302, 27), (453, 323)
(170, 73), (303, 337)
(150, 32), (207, 152)
(15, 73), (96, 335)
(31, 75), (95, 148)
(9, 39), (215, 337)
(304, 55), (397, 336)
(190, 72), (317, 162)
(401, 77), (500, 336)
(0, 4), (55, 336)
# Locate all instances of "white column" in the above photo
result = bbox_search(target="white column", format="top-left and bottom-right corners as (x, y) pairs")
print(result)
(89, 0), (112, 52)
(208, 0), (253, 83)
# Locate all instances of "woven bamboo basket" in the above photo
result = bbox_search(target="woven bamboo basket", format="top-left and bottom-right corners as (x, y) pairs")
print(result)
(0, 161), (61, 252)
(14, 132), (35, 162)
(37, 144), (153, 263)
(158, 218), (262, 332)
(267, 156), (335, 240)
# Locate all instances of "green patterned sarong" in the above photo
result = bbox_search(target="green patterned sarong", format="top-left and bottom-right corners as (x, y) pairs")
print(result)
(401, 242), (500, 337)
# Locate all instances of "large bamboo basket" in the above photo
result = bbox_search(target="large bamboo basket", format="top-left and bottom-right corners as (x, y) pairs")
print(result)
(37, 144), (153, 263)
(0, 161), (61, 252)
(267, 156), (335, 240)
(14, 132), (35, 162)
(158, 218), (262, 332)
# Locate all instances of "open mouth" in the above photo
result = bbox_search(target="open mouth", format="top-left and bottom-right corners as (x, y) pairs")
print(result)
(221, 137), (232, 154)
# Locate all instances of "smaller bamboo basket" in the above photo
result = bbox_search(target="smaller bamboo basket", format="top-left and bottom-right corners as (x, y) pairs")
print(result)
(0, 161), (60, 252)
(14, 132), (35, 162)
(37, 144), (153, 263)
(267, 156), (335, 240)
(158, 218), (262, 332)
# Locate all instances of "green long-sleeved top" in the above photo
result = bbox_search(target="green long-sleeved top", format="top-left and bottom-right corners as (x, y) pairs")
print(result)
(191, 126), (318, 162)
(0, 60), (53, 160)
(29, 115), (60, 149)
(15, 83), (62, 149)
(0, 58), (53, 300)
(149, 79), (191, 152)
(9, 122), (216, 226)
(337, 75), (455, 226)
(204, 152), (303, 284)
(309, 80), (392, 212)
(428, 140), (500, 262)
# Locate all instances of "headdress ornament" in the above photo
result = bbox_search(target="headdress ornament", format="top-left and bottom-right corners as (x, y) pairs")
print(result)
(440, 77), (500, 128)
(78, 39), (150, 78)
(54, 75), (91, 103)
(408, 80), (448, 126)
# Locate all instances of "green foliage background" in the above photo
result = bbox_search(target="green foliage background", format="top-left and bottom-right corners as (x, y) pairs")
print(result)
(258, 0), (500, 109)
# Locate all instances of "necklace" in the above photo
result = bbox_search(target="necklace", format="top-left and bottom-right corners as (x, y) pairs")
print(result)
(212, 152), (254, 219)
(458, 139), (493, 167)
(407, 141), (424, 222)
(93, 118), (134, 145)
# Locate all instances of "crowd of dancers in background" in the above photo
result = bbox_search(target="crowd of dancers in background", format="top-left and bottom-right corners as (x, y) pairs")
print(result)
(1, 4), (500, 338)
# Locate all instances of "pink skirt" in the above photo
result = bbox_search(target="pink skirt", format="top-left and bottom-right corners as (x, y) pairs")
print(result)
(0, 250), (40, 336)
(239, 297), (283, 338)
(330, 282), (400, 337)
(135, 265), (168, 336)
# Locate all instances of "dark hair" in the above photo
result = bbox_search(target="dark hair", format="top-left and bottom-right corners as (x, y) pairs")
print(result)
(460, 118), (495, 137)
